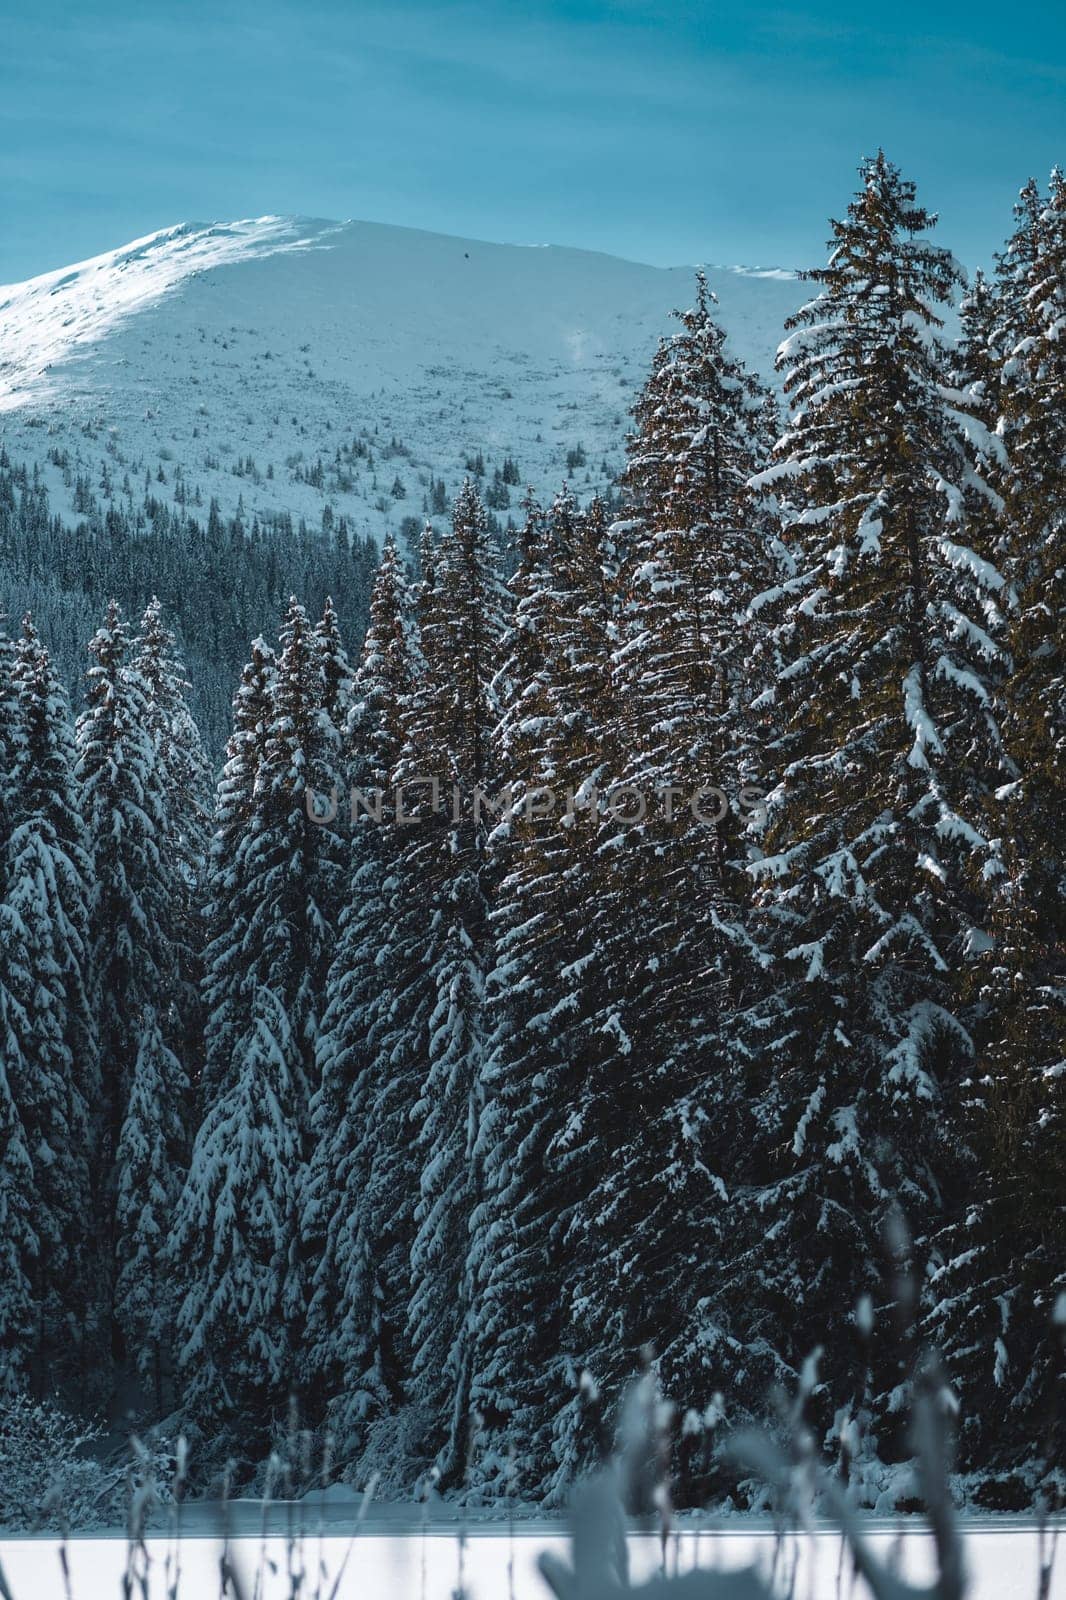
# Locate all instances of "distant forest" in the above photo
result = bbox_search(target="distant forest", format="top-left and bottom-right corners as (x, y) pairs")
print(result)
(0, 452), (379, 756)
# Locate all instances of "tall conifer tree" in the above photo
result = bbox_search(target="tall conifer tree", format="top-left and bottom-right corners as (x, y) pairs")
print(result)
(720, 154), (1013, 1458)
(200, 638), (275, 1105)
(468, 492), (624, 1497)
(172, 987), (304, 1430)
(929, 170), (1066, 1475)
(176, 600), (346, 1431)
(305, 536), (419, 1448)
(2, 619), (99, 1395)
(559, 283), (776, 1461)
(133, 598), (212, 1058)
(114, 1011), (189, 1412)
(385, 483), (508, 1481)
(0, 617), (37, 1394)
(75, 603), (175, 1172)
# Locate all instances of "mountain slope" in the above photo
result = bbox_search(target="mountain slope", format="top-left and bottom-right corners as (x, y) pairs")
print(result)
(0, 216), (803, 542)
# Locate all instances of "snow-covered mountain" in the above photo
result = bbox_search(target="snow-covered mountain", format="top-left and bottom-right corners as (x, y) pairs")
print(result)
(0, 215), (804, 541)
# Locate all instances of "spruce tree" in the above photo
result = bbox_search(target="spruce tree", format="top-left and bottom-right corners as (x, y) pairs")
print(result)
(133, 599), (212, 1056)
(929, 170), (1066, 1479)
(172, 987), (304, 1430)
(304, 535), (418, 1449)
(467, 492), (624, 1497)
(177, 600), (346, 1432)
(998, 168), (1066, 582)
(314, 594), (355, 734)
(0, 616), (18, 850)
(0, 1049), (36, 1396)
(0, 617), (37, 1394)
(134, 597), (212, 876)
(75, 602), (176, 1161)
(559, 282), (776, 1465)
(1, 618), (99, 1396)
(928, 541), (1066, 1477)
(11, 619), (97, 1102)
(241, 597), (347, 1106)
(114, 1010), (189, 1413)
(382, 482), (507, 1481)
(200, 638), (275, 1105)
(719, 154), (1013, 1464)
(994, 176), (1050, 488)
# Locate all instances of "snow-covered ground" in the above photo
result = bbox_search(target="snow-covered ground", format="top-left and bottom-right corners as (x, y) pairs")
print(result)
(0, 216), (803, 543)
(0, 1520), (1060, 1599)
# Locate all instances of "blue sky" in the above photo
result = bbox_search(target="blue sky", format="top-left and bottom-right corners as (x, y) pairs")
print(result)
(0, 0), (1062, 282)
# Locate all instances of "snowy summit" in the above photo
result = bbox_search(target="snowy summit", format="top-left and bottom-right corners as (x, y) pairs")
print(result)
(0, 214), (801, 539)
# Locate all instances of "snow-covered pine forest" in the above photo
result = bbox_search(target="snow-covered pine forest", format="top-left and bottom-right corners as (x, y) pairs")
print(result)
(0, 154), (1062, 1516)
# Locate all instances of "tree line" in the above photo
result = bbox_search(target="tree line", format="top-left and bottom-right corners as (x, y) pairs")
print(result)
(0, 154), (1062, 1508)
(0, 453), (382, 757)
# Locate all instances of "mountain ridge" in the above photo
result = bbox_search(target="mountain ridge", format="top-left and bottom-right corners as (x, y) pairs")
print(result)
(0, 215), (805, 543)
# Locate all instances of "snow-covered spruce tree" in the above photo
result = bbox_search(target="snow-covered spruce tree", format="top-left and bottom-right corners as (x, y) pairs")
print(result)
(553, 282), (781, 1480)
(0, 1050), (37, 1397)
(993, 177), (1050, 474)
(113, 1010), (189, 1414)
(176, 600), (346, 1439)
(381, 482), (507, 1484)
(614, 269), (773, 814)
(75, 603), (178, 1182)
(997, 168), (1066, 584)
(199, 636), (275, 1106)
(467, 491), (624, 1499)
(76, 600), (195, 1389)
(928, 172), (1066, 1484)
(0, 618), (100, 1398)
(133, 598), (213, 1061)
(0, 616), (38, 1396)
(718, 154), (1014, 1464)
(304, 535), (419, 1450)
(171, 986), (304, 1436)
(198, 599), (344, 1114)
(944, 270), (1013, 579)
(928, 545), (1066, 1485)
(315, 594), (355, 732)
(0, 615), (18, 844)
(952, 270), (1005, 456)
(417, 517), (439, 609)
(240, 595), (348, 1106)
(133, 598), (212, 874)
(10, 619), (98, 1098)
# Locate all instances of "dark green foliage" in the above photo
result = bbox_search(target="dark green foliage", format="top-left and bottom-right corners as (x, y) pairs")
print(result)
(928, 170), (1066, 1478)
(304, 535), (419, 1444)
(695, 155), (1018, 1456)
